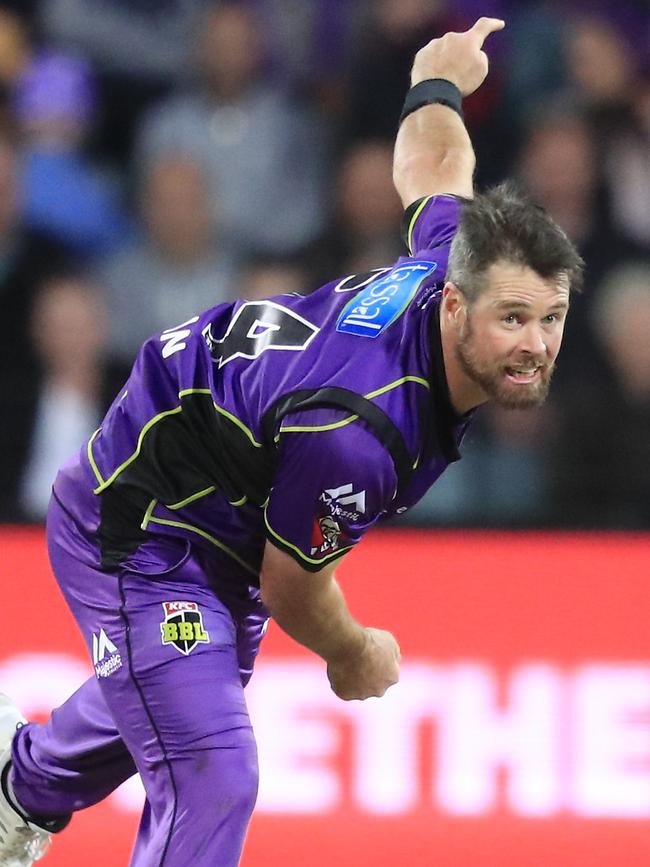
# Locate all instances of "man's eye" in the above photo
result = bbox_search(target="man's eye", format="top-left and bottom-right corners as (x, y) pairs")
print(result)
(543, 314), (557, 324)
(503, 314), (518, 324)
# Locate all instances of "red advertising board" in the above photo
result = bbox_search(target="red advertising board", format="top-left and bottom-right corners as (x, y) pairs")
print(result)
(2, 527), (650, 866)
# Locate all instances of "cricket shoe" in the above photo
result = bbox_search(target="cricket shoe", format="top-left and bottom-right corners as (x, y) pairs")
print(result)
(0, 695), (51, 865)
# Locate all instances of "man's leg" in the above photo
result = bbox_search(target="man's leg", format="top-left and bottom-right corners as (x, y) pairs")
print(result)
(11, 676), (136, 817)
(8, 497), (261, 866)
(105, 569), (259, 867)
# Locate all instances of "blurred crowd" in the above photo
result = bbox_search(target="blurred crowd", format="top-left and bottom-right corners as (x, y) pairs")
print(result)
(0, 0), (648, 528)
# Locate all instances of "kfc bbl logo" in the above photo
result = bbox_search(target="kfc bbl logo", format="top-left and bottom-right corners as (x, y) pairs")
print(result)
(160, 601), (210, 655)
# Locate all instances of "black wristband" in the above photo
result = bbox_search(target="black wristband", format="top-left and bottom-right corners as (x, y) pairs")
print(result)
(399, 79), (463, 124)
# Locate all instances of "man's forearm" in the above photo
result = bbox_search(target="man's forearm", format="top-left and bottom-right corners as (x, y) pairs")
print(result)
(262, 570), (367, 664)
(393, 17), (504, 207)
(393, 103), (475, 207)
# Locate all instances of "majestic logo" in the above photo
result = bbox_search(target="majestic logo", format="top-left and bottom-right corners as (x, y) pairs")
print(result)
(160, 602), (210, 656)
(92, 628), (122, 678)
(319, 483), (367, 522)
(310, 483), (366, 556)
(336, 260), (437, 338)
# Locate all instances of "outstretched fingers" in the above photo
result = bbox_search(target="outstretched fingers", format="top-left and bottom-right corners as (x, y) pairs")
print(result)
(469, 16), (506, 45)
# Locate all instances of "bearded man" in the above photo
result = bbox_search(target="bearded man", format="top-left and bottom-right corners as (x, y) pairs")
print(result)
(0, 16), (582, 867)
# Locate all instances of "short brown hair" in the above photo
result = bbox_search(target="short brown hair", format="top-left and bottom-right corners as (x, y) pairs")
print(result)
(447, 181), (584, 301)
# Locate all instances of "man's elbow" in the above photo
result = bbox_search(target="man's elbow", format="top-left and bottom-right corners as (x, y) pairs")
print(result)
(259, 568), (284, 614)
(393, 148), (475, 206)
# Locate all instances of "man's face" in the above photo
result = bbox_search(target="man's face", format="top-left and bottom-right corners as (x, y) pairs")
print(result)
(453, 261), (570, 410)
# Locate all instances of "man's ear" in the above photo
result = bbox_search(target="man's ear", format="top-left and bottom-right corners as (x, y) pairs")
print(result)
(441, 282), (467, 327)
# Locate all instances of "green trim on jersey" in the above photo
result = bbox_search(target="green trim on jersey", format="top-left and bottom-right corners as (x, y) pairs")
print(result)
(407, 196), (433, 254)
(277, 415), (357, 437)
(264, 506), (353, 568)
(87, 428), (104, 485)
(179, 387), (263, 446)
(141, 498), (157, 528)
(277, 375), (430, 436)
(93, 406), (183, 494)
(213, 403), (263, 448)
(141, 499), (258, 577)
(90, 389), (263, 495)
(164, 487), (247, 510)
(166, 486), (216, 510)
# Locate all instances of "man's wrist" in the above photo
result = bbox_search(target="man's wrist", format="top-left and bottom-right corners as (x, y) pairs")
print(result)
(399, 79), (464, 125)
(324, 623), (368, 667)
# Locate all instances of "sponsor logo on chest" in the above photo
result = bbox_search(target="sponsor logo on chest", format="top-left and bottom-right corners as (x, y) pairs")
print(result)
(336, 260), (437, 338)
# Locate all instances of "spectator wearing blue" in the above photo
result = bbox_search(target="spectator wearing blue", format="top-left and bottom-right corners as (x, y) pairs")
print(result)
(39, 0), (207, 161)
(12, 52), (131, 260)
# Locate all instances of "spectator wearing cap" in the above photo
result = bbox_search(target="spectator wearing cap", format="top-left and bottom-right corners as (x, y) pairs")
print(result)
(13, 51), (131, 259)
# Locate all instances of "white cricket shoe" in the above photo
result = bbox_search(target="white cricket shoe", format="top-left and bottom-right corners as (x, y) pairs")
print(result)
(0, 695), (51, 866)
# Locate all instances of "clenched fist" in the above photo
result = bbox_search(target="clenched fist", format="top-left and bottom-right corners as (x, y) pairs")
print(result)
(411, 17), (505, 96)
(327, 627), (401, 701)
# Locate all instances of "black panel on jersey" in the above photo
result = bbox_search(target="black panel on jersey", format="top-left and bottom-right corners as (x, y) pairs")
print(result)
(97, 388), (415, 569)
(263, 386), (415, 498)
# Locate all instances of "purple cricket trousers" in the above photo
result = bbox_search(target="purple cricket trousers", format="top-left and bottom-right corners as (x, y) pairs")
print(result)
(10, 496), (269, 866)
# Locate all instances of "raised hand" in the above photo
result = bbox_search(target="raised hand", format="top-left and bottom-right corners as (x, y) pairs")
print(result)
(411, 17), (505, 96)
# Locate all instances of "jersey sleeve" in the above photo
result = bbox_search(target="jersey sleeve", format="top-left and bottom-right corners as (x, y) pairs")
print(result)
(264, 410), (398, 572)
(401, 194), (467, 257)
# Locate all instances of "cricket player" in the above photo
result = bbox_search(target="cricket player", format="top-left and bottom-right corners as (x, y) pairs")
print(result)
(0, 17), (583, 866)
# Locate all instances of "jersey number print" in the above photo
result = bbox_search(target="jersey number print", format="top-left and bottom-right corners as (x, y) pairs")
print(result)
(204, 301), (320, 368)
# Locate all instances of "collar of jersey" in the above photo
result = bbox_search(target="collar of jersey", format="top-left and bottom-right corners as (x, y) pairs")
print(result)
(427, 300), (475, 462)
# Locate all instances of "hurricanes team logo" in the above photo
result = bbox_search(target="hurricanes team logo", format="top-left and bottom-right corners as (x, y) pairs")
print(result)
(160, 602), (210, 656)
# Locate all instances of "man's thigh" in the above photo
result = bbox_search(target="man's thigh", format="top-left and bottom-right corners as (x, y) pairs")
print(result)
(49, 508), (258, 863)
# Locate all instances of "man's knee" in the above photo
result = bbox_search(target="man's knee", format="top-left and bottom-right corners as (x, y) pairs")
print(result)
(179, 742), (259, 821)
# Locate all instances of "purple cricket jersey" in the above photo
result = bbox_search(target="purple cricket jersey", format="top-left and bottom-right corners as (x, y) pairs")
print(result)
(53, 195), (472, 585)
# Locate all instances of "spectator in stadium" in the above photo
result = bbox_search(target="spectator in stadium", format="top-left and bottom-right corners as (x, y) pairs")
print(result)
(0, 8), (30, 120)
(0, 131), (75, 522)
(241, 255), (310, 301)
(344, 0), (509, 183)
(549, 262), (650, 528)
(20, 277), (107, 521)
(12, 51), (130, 259)
(97, 151), (241, 388)
(248, 0), (363, 102)
(311, 138), (404, 282)
(0, 18), (584, 867)
(345, 0), (450, 142)
(404, 400), (553, 528)
(135, 1), (328, 258)
(561, 15), (650, 249)
(517, 107), (647, 383)
(38, 0), (207, 162)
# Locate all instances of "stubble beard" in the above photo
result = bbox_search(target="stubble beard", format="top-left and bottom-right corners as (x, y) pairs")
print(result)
(455, 320), (554, 410)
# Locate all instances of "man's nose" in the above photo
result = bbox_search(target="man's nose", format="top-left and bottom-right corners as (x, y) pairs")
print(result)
(518, 323), (547, 356)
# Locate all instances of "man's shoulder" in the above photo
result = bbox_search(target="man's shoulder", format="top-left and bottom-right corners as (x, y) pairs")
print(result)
(402, 194), (466, 258)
